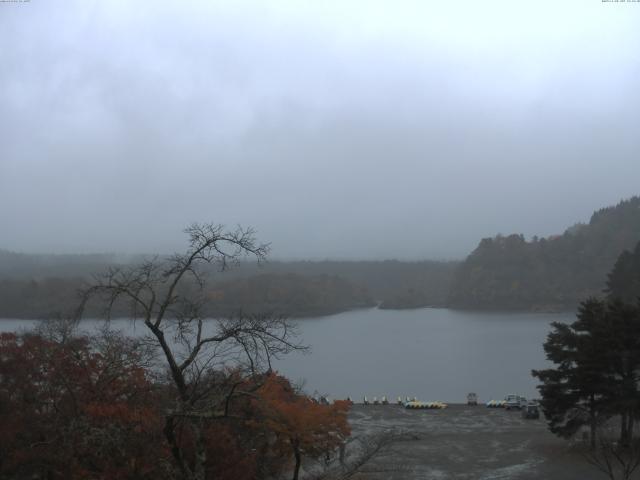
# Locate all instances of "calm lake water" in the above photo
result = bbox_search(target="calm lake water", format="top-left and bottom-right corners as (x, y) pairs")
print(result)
(0, 308), (574, 403)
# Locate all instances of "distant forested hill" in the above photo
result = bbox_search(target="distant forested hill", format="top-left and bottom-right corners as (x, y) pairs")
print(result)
(0, 273), (375, 319)
(216, 260), (457, 309)
(204, 273), (374, 317)
(0, 252), (456, 318)
(448, 196), (640, 311)
(606, 240), (640, 303)
(0, 250), (123, 279)
(4, 197), (638, 317)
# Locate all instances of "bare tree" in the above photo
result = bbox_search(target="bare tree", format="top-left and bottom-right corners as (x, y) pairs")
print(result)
(35, 314), (79, 345)
(77, 223), (305, 480)
(306, 429), (418, 480)
(583, 423), (640, 480)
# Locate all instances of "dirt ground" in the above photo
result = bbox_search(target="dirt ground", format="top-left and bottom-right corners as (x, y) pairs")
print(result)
(345, 404), (607, 480)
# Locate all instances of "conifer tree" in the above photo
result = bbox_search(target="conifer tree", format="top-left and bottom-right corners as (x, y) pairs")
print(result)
(533, 298), (640, 448)
(607, 241), (640, 303)
(532, 298), (612, 449)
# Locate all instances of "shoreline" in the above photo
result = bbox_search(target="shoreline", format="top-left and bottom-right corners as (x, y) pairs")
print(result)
(346, 404), (597, 479)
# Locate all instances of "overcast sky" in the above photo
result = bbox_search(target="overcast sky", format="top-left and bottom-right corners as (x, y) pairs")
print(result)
(1, 0), (639, 259)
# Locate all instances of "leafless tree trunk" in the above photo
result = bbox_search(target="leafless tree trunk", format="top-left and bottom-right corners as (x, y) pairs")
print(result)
(77, 223), (305, 480)
(292, 438), (302, 480)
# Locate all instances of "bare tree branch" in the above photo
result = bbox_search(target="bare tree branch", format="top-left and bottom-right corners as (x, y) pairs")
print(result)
(77, 223), (302, 480)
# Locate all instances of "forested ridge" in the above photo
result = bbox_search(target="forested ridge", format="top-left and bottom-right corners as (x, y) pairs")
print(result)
(2, 196), (640, 317)
(204, 273), (374, 317)
(448, 196), (640, 311)
(0, 273), (374, 320)
(0, 254), (455, 319)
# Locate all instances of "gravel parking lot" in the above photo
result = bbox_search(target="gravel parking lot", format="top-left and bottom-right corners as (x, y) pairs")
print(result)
(346, 404), (602, 480)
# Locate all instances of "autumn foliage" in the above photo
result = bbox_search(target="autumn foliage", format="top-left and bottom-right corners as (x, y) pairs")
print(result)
(0, 331), (351, 480)
(250, 373), (351, 480)
(0, 331), (163, 479)
(1, 224), (352, 479)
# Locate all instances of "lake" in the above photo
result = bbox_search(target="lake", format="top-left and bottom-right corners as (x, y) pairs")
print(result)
(0, 307), (574, 403)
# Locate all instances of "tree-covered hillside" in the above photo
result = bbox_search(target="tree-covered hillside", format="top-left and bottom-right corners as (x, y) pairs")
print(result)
(0, 250), (123, 279)
(0, 273), (375, 320)
(201, 260), (457, 307)
(606, 240), (640, 303)
(204, 273), (374, 318)
(0, 252), (456, 319)
(448, 196), (640, 311)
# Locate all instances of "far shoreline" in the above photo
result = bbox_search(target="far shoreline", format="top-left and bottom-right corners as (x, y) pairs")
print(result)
(0, 304), (579, 323)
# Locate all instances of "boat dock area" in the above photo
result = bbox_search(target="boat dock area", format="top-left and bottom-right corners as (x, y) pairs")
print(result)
(347, 404), (595, 480)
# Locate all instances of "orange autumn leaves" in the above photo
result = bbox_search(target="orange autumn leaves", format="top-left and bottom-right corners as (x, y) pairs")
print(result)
(0, 332), (163, 480)
(0, 333), (353, 480)
(249, 373), (351, 476)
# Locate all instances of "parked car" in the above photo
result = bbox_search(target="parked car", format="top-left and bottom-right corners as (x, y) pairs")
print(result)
(522, 403), (540, 419)
(504, 394), (526, 410)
